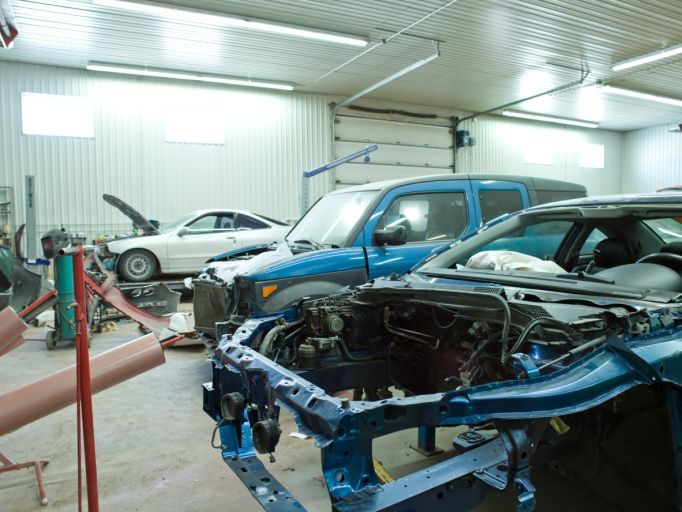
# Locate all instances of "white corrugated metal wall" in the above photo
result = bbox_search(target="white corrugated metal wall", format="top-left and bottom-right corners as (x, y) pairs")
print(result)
(622, 125), (682, 193)
(456, 117), (623, 196)
(0, 61), (332, 239)
(1, 62), (655, 248)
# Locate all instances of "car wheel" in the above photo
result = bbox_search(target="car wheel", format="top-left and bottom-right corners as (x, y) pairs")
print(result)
(118, 250), (158, 282)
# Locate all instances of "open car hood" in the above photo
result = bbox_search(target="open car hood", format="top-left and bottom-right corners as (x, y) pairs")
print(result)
(103, 194), (159, 236)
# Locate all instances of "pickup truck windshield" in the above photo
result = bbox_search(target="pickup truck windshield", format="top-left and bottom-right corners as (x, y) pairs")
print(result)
(287, 190), (378, 247)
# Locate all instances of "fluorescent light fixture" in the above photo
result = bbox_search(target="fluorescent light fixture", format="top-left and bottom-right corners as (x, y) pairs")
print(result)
(502, 110), (599, 129)
(92, 0), (368, 46)
(86, 62), (294, 91)
(612, 43), (682, 72)
(600, 85), (682, 107)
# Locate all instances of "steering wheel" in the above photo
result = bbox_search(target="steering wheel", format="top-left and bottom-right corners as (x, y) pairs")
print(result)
(636, 252), (682, 272)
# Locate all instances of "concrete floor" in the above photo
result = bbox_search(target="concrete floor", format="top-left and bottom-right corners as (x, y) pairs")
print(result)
(0, 318), (610, 512)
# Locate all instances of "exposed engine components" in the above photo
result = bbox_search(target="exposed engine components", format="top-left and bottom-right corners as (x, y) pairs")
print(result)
(325, 314), (345, 334)
(220, 392), (246, 421)
(298, 343), (319, 368)
(252, 418), (281, 456)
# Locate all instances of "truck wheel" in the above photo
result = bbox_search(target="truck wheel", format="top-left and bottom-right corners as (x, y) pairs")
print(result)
(119, 250), (158, 282)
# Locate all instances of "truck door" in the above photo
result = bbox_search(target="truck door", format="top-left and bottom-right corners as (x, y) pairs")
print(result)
(470, 180), (530, 227)
(360, 181), (476, 279)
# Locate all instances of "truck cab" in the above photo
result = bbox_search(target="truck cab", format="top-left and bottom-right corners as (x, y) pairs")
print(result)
(193, 174), (586, 337)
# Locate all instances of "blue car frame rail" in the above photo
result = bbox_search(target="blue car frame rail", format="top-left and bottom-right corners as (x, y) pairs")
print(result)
(205, 320), (682, 512)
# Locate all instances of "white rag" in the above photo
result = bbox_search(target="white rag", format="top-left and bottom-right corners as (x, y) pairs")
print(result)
(466, 250), (564, 273)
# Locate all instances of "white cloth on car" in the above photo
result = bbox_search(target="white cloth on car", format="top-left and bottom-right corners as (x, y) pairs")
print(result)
(466, 250), (564, 273)
(192, 242), (294, 287)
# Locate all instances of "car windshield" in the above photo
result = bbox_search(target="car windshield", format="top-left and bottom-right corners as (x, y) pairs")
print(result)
(286, 190), (379, 247)
(158, 212), (196, 234)
(418, 205), (682, 283)
(643, 218), (682, 243)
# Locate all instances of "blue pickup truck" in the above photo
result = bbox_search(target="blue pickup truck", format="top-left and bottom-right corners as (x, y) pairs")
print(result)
(193, 173), (586, 337)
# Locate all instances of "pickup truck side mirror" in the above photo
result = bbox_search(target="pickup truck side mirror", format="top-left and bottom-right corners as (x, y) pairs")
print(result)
(373, 226), (407, 246)
(177, 227), (190, 237)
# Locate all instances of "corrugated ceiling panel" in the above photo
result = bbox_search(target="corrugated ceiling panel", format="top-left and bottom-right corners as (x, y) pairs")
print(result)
(3, 0), (682, 130)
(622, 125), (682, 193)
(0, 61), (331, 239)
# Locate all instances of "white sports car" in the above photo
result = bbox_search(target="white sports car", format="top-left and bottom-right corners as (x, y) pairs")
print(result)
(102, 195), (290, 282)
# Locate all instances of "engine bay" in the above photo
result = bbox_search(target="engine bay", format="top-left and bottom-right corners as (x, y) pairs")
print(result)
(254, 280), (674, 395)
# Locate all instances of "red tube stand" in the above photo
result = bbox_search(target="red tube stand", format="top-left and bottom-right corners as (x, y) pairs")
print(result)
(72, 245), (99, 512)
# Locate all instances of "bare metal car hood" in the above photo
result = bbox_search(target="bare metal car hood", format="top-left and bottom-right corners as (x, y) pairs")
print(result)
(103, 194), (159, 236)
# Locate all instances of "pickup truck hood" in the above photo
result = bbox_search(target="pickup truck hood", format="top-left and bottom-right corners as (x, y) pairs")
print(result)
(246, 247), (367, 281)
(103, 194), (159, 236)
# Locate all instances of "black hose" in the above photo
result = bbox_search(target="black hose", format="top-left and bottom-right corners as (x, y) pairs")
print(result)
(346, 105), (438, 119)
(336, 337), (383, 362)
(504, 317), (570, 362)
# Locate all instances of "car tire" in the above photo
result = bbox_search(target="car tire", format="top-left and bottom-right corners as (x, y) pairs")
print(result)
(118, 249), (158, 282)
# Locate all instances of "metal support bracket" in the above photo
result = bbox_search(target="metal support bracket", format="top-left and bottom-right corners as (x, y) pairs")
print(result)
(410, 425), (444, 457)
(300, 145), (378, 216)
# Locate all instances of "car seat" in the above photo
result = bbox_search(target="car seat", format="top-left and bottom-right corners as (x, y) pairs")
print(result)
(588, 238), (635, 273)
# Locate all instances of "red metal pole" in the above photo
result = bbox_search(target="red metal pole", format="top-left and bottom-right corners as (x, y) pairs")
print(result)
(72, 245), (99, 512)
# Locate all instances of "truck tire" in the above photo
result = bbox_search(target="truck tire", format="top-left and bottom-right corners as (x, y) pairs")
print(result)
(118, 249), (158, 282)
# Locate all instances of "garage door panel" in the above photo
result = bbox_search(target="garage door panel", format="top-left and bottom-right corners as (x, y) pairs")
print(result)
(335, 140), (452, 168)
(334, 114), (454, 190)
(335, 163), (449, 186)
(336, 116), (452, 148)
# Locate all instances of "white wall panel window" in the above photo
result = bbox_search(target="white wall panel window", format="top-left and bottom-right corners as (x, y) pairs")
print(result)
(523, 138), (554, 165)
(164, 106), (225, 145)
(579, 143), (605, 169)
(21, 92), (94, 138)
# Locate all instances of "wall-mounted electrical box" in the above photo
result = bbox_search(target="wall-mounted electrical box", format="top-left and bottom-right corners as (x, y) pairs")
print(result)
(456, 129), (475, 148)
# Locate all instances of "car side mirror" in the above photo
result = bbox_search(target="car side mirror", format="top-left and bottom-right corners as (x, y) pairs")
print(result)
(177, 227), (190, 237)
(373, 226), (407, 246)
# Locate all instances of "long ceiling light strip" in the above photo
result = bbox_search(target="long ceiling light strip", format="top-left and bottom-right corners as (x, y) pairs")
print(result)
(612, 43), (682, 72)
(92, 0), (368, 47)
(86, 63), (295, 91)
(501, 110), (599, 129)
(601, 85), (682, 107)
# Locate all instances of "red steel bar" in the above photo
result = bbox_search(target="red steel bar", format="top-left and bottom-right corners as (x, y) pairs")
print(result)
(0, 333), (164, 436)
(160, 335), (186, 348)
(0, 307), (27, 357)
(72, 245), (99, 512)
(18, 289), (58, 319)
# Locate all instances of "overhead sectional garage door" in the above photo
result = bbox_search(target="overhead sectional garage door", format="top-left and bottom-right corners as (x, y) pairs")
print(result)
(333, 115), (454, 189)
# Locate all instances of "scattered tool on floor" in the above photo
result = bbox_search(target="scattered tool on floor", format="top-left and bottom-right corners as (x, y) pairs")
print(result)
(39, 229), (192, 347)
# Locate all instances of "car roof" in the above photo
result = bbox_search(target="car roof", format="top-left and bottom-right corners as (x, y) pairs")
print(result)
(327, 173), (585, 194)
(188, 209), (266, 217)
(525, 193), (682, 212)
